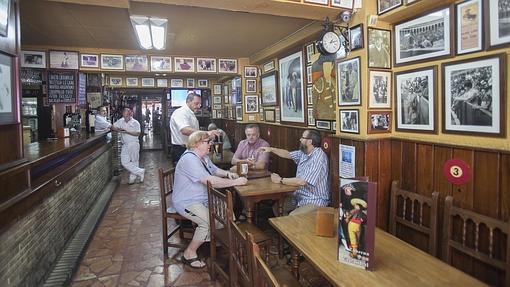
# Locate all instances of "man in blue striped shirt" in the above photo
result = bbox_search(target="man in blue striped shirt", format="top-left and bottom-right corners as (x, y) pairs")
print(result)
(258, 129), (330, 215)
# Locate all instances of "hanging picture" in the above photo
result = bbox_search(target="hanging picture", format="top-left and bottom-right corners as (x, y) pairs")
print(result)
(337, 57), (361, 106)
(126, 77), (138, 87)
(171, 79), (184, 88)
(150, 56), (172, 72)
(275, 107), (281, 122)
(340, 109), (360, 133)
(141, 78), (155, 87)
(349, 24), (364, 51)
(311, 53), (336, 120)
(369, 70), (392, 108)
(307, 107), (315, 126)
(368, 111), (391, 134)
(316, 120), (331, 130)
(377, 0), (402, 15)
(307, 85), (313, 106)
(236, 105), (243, 121)
(156, 78), (168, 87)
(0, 53), (15, 124)
(109, 77), (122, 86)
(80, 53), (99, 69)
(246, 79), (257, 93)
(279, 51), (305, 124)
(21, 50), (46, 68)
(305, 42), (315, 64)
(244, 66), (258, 78)
(218, 58), (238, 73)
(456, 0), (483, 55)
(50, 51), (79, 70)
(332, 0), (354, 9)
(186, 78), (195, 88)
(368, 28), (391, 69)
(213, 84), (222, 95)
(0, 0), (10, 37)
(265, 109), (275, 122)
(174, 57), (195, 73)
(101, 54), (124, 70)
(488, 0), (510, 48)
(197, 79), (208, 87)
(245, 95), (259, 113)
(261, 71), (278, 106)
(263, 60), (275, 73)
(125, 55), (149, 72)
(196, 58), (217, 73)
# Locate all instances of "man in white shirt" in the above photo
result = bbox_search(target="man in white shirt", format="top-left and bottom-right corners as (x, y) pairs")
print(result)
(95, 106), (111, 132)
(112, 108), (145, 184)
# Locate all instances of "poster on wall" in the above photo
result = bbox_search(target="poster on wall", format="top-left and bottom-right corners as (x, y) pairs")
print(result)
(311, 53), (336, 120)
(339, 144), (356, 178)
(279, 51), (304, 123)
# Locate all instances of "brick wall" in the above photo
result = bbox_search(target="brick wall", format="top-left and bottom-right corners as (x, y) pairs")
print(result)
(0, 147), (112, 286)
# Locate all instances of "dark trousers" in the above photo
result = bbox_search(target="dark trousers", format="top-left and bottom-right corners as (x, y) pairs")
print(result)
(171, 144), (187, 165)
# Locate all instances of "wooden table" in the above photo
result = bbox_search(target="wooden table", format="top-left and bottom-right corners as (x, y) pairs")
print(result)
(269, 211), (487, 287)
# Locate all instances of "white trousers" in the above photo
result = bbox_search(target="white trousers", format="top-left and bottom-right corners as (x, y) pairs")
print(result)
(120, 141), (143, 180)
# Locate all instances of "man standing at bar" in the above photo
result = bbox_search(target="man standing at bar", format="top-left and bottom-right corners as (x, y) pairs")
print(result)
(231, 124), (270, 170)
(112, 107), (145, 184)
(95, 106), (111, 132)
(258, 129), (329, 215)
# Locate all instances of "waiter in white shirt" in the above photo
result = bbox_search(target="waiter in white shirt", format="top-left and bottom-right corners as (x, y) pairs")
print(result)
(95, 106), (111, 132)
(169, 92), (219, 164)
(112, 107), (145, 184)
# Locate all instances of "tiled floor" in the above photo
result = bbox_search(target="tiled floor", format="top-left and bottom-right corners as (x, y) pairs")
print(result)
(71, 150), (330, 287)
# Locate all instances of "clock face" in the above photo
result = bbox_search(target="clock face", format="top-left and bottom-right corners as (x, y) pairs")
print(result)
(322, 31), (341, 54)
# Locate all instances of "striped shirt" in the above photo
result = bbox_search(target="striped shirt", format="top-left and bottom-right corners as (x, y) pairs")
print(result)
(290, 147), (330, 207)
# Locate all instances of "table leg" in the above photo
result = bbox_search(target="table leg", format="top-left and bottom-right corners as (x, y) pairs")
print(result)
(291, 248), (300, 280)
(278, 198), (284, 259)
(245, 201), (254, 224)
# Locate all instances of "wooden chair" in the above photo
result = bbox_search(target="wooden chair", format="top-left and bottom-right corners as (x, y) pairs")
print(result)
(158, 167), (194, 257)
(389, 180), (439, 256)
(229, 219), (254, 287)
(442, 196), (509, 287)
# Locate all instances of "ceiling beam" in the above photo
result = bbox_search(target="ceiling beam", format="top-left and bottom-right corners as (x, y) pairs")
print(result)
(45, 0), (130, 8)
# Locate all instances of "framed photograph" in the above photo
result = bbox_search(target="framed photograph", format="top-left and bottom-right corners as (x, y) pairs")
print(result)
(349, 24), (364, 51)
(368, 111), (391, 134)
(368, 28), (391, 69)
(125, 55), (149, 72)
(442, 53), (505, 136)
(246, 79), (257, 93)
(279, 51), (305, 124)
(80, 53), (99, 69)
(0, 54), (15, 124)
(212, 110), (217, 119)
(488, 0), (510, 49)
(150, 56), (172, 72)
(306, 43), (315, 64)
(171, 79), (183, 88)
(332, 121), (337, 131)
(456, 0), (483, 55)
(244, 66), (258, 78)
(304, 0), (328, 4)
(186, 78), (195, 88)
(395, 66), (437, 132)
(259, 107), (265, 121)
(369, 70), (392, 108)
(340, 110), (359, 133)
(218, 58), (238, 73)
(213, 96), (222, 104)
(141, 78), (155, 87)
(157, 78), (168, 88)
(316, 120), (331, 130)
(275, 107), (281, 122)
(126, 77), (138, 87)
(21, 50), (46, 68)
(101, 54), (124, 70)
(196, 58), (217, 73)
(213, 84), (222, 95)
(174, 57), (195, 73)
(197, 79), (208, 88)
(332, 0), (354, 9)
(49, 51), (79, 70)
(245, 95), (259, 113)
(377, 0), (403, 15)
(0, 0), (10, 37)
(337, 57), (361, 106)
(263, 60), (275, 73)
(394, 6), (453, 65)
(307, 85), (313, 105)
(265, 109), (275, 122)
(306, 65), (312, 84)
(261, 71), (278, 106)
(224, 95), (229, 104)
(109, 76), (122, 87)
(307, 107), (315, 126)
(236, 105), (243, 121)
(213, 104), (222, 110)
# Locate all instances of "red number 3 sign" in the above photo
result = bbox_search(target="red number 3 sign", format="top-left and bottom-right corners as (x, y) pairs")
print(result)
(443, 159), (471, 185)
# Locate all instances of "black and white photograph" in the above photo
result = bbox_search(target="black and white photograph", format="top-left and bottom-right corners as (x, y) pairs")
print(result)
(157, 78), (168, 88)
(101, 54), (124, 70)
(196, 58), (216, 73)
(369, 70), (391, 108)
(265, 109), (275, 122)
(263, 60), (275, 73)
(186, 78), (195, 88)
(316, 120), (331, 130)
(307, 107), (315, 126)
(456, 0), (483, 55)
(125, 55), (148, 72)
(394, 6), (452, 65)
(109, 77), (122, 86)
(395, 66), (436, 132)
(306, 43), (315, 64)
(141, 78), (155, 87)
(377, 0), (402, 15)
(0, 0), (10, 37)
(275, 107), (281, 122)
(80, 54), (99, 68)
(126, 77), (138, 87)
(0, 53), (13, 124)
(213, 96), (221, 104)
(340, 110), (359, 133)
(21, 50), (46, 69)
(332, 0), (354, 9)
(443, 54), (504, 135)
(279, 51), (305, 123)
(261, 71), (278, 106)
(197, 79), (208, 88)
(245, 95), (258, 113)
(246, 79), (257, 93)
(244, 66), (257, 78)
(50, 51), (79, 70)
(368, 28), (391, 69)
(174, 57), (195, 73)
(236, 105), (243, 121)
(171, 79), (183, 88)
(307, 85), (313, 105)
(368, 111), (391, 133)
(218, 58), (237, 73)
(213, 84), (222, 95)
(150, 56), (172, 72)
(337, 57), (361, 106)
(306, 65), (312, 84)
(349, 24), (364, 51)
(489, 0), (510, 48)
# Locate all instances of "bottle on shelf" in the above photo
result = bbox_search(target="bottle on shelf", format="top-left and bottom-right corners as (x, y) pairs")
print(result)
(63, 105), (73, 127)
(85, 104), (95, 133)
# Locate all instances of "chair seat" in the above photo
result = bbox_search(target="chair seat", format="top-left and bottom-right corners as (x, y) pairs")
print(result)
(272, 267), (301, 287)
(215, 223), (271, 247)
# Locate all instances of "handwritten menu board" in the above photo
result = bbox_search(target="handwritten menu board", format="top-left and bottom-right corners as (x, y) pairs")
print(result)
(48, 70), (76, 103)
(78, 72), (86, 106)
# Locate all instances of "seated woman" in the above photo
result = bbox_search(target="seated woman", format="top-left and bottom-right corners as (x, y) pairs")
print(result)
(172, 131), (247, 268)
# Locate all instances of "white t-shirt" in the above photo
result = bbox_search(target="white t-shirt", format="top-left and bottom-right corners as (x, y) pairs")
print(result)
(113, 117), (140, 144)
(170, 104), (199, 145)
(95, 115), (111, 132)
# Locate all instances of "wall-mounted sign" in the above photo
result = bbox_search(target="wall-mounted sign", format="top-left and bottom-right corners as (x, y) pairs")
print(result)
(48, 70), (77, 104)
(443, 159), (471, 185)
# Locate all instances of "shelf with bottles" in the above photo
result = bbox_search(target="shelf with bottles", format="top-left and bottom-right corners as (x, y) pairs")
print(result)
(377, 0), (455, 24)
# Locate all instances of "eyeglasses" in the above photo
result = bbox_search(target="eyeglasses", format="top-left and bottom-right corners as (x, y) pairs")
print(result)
(202, 139), (212, 144)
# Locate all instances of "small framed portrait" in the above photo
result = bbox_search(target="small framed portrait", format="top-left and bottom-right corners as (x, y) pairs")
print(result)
(307, 107), (315, 126)
(197, 79), (208, 88)
(368, 28), (391, 69)
(50, 51), (79, 70)
(316, 120), (331, 130)
(337, 57), (361, 106)
(369, 70), (392, 108)
(150, 56), (172, 72)
(186, 78), (195, 88)
(244, 66), (258, 78)
(196, 58), (217, 73)
(304, 0), (328, 4)
(368, 111), (391, 134)
(0, 53), (16, 124)
(109, 76), (122, 87)
(212, 110), (217, 119)
(340, 109), (360, 134)
(394, 66), (437, 133)
(171, 79), (183, 88)
(235, 105), (243, 121)
(261, 71), (278, 106)
(101, 54), (124, 70)
(126, 77), (138, 87)
(275, 107), (281, 122)
(245, 95), (259, 113)
(349, 24), (364, 51)
(442, 53), (505, 136)
(0, 0), (10, 37)
(377, 0), (403, 15)
(332, 121), (337, 131)
(488, 0), (510, 49)
(456, 0), (483, 55)
(125, 55), (149, 72)
(213, 96), (222, 104)
(141, 78), (155, 87)
(174, 57), (195, 73)
(332, 0), (354, 9)
(263, 60), (275, 73)
(265, 109), (275, 122)
(21, 50), (46, 68)
(80, 53), (99, 69)
(305, 42), (315, 64)
(213, 84), (222, 95)
(246, 79), (257, 93)
(224, 95), (229, 104)
(279, 51), (305, 124)
(218, 58), (238, 73)
(213, 104), (222, 110)
(307, 85), (313, 105)
(156, 78), (168, 88)
(306, 65), (312, 84)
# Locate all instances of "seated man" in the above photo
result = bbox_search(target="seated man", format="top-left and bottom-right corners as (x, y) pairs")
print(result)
(258, 129), (330, 215)
(231, 124), (270, 170)
(207, 123), (232, 150)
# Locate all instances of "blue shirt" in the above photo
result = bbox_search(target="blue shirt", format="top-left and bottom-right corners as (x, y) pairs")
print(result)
(290, 147), (330, 207)
(172, 150), (218, 214)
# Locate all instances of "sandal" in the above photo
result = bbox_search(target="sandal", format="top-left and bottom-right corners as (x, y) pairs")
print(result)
(181, 255), (206, 269)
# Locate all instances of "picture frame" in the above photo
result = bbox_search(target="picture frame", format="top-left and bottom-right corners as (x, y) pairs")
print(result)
(307, 107), (315, 126)
(246, 79), (257, 93)
(332, 120), (337, 131)
(213, 84), (222, 95)
(261, 71), (278, 106)
(305, 42), (315, 64)
(236, 105), (243, 121)
(377, 0), (403, 15)
(125, 55), (149, 72)
(101, 54), (124, 70)
(275, 107), (281, 122)
(394, 66), (437, 133)
(349, 24), (364, 51)
(307, 85), (313, 105)
(156, 78), (168, 88)
(21, 50), (46, 68)
(442, 53), (505, 136)
(141, 78), (155, 87)
(306, 65), (312, 84)
(0, 0), (10, 37)
(337, 57), (361, 106)
(304, 0), (328, 5)
(212, 110), (217, 119)
(126, 77), (138, 87)
(316, 120), (331, 130)
(0, 53), (16, 124)
(197, 79), (208, 88)
(174, 57), (195, 73)
(368, 111), (391, 134)
(50, 51), (79, 70)
(80, 53), (99, 69)
(394, 6), (453, 65)
(340, 110), (359, 133)
(279, 51), (305, 124)
(196, 58), (217, 73)
(224, 95), (229, 104)
(213, 104), (222, 110)
(265, 109), (275, 122)
(244, 66), (257, 78)
(186, 78), (195, 88)
(218, 58), (238, 74)
(109, 76), (122, 87)
(213, 96), (222, 104)
(488, 0), (510, 49)
(245, 95), (259, 113)
(171, 79), (183, 88)
(456, 0), (483, 55)
(260, 107), (265, 121)
(150, 56), (172, 72)
(368, 28), (391, 69)
(369, 70), (392, 108)
(263, 60), (275, 73)
(332, 0), (354, 9)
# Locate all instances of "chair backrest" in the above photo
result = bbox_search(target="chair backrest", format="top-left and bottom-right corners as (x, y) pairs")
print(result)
(229, 220), (254, 287)
(247, 231), (279, 287)
(158, 167), (175, 213)
(442, 196), (509, 287)
(207, 182), (234, 231)
(389, 180), (439, 256)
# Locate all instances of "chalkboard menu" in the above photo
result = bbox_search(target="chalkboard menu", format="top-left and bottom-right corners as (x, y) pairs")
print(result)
(78, 72), (86, 106)
(48, 70), (76, 103)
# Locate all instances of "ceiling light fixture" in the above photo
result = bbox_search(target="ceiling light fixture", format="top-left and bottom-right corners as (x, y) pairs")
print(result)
(130, 16), (168, 50)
